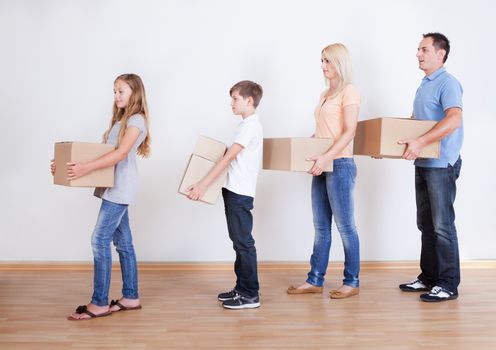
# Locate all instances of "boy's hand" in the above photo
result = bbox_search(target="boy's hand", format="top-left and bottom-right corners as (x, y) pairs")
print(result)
(307, 154), (331, 176)
(50, 159), (55, 176)
(187, 182), (207, 201)
(67, 162), (91, 180)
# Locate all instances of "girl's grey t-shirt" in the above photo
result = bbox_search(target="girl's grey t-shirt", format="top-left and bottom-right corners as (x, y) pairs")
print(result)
(94, 114), (147, 205)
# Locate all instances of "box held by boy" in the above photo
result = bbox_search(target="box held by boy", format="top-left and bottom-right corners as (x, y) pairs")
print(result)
(178, 136), (227, 204)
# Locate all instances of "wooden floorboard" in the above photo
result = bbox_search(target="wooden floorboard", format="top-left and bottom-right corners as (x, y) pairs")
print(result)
(1, 266), (495, 349)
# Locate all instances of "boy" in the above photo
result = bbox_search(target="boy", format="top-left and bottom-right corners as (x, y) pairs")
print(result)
(187, 80), (263, 309)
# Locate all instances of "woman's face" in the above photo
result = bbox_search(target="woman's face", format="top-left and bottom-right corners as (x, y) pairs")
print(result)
(321, 56), (337, 80)
(114, 79), (133, 109)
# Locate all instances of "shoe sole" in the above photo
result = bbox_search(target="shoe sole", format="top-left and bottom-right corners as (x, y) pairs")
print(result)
(420, 295), (458, 302)
(399, 286), (430, 292)
(222, 302), (261, 310)
(218, 297), (234, 302)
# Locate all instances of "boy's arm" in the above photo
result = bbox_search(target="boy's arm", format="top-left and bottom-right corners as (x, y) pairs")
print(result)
(187, 143), (244, 201)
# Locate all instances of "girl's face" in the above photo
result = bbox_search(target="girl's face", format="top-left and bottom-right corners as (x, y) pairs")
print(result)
(321, 56), (337, 80)
(114, 79), (133, 109)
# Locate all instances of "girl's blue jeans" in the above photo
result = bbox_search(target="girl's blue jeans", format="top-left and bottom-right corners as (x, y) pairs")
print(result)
(91, 199), (139, 306)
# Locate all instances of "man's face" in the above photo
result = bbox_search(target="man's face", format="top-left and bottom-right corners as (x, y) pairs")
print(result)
(416, 37), (445, 75)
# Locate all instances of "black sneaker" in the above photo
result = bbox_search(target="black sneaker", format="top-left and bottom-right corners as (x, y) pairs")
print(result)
(218, 289), (237, 301)
(222, 293), (260, 309)
(399, 279), (430, 292)
(420, 286), (458, 302)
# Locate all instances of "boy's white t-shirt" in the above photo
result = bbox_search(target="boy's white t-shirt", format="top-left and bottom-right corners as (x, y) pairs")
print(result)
(224, 114), (263, 198)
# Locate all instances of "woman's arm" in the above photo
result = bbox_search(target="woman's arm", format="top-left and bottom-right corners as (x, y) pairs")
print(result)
(308, 104), (359, 176)
(66, 126), (141, 180)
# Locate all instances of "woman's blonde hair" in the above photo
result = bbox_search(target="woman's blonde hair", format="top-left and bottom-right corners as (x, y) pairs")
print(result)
(103, 73), (151, 158)
(321, 43), (353, 98)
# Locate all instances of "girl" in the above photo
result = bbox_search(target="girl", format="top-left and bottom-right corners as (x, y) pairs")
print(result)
(52, 73), (151, 319)
(287, 43), (361, 299)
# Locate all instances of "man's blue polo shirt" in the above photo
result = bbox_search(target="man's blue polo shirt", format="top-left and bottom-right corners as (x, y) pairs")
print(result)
(413, 67), (463, 168)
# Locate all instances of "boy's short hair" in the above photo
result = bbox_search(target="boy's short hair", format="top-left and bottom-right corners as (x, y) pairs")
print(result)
(229, 80), (263, 108)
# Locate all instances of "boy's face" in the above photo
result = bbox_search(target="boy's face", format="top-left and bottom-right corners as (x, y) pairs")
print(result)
(230, 90), (252, 116)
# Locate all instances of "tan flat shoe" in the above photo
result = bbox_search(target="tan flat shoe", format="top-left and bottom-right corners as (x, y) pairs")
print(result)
(287, 284), (323, 294)
(329, 287), (359, 299)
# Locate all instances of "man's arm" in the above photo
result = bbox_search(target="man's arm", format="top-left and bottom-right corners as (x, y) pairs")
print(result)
(400, 107), (462, 160)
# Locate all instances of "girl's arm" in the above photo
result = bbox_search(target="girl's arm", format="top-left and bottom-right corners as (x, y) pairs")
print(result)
(186, 143), (244, 201)
(66, 126), (141, 181)
(307, 104), (359, 176)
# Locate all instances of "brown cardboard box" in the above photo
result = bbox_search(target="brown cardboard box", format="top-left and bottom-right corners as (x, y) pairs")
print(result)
(54, 142), (115, 187)
(178, 136), (227, 204)
(353, 117), (440, 158)
(263, 137), (334, 172)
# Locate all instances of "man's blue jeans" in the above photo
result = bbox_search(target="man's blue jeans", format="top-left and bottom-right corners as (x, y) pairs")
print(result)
(416, 157), (462, 293)
(91, 199), (139, 306)
(222, 188), (259, 298)
(307, 158), (360, 288)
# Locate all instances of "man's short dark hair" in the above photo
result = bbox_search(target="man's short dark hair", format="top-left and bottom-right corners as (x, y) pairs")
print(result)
(423, 32), (450, 63)
(230, 80), (263, 108)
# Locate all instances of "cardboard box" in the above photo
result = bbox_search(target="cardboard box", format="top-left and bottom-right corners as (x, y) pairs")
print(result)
(54, 142), (115, 187)
(178, 136), (227, 204)
(353, 117), (440, 158)
(263, 137), (334, 172)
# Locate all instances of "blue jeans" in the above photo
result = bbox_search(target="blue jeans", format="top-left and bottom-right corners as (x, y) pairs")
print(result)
(222, 188), (259, 298)
(91, 199), (139, 306)
(415, 157), (462, 293)
(307, 158), (360, 288)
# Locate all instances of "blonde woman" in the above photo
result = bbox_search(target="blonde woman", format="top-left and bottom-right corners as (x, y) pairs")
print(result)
(52, 74), (151, 319)
(287, 44), (361, 299)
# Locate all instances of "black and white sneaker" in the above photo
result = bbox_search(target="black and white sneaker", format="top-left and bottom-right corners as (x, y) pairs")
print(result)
(222, 293), (260, 309)
(218, 289), (238, 301)
(399, 279), (430, 292)
(420, 286), (458, 302)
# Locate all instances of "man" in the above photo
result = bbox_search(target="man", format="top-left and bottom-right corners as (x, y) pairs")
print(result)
(398, 33), (463, 302)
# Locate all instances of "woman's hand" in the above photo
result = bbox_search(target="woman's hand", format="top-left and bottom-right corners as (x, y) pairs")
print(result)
(307, 154), (332, 176)
(50, 159), (55, 176)
(67, 162), (92, 180)
(186, 182), (207, 201)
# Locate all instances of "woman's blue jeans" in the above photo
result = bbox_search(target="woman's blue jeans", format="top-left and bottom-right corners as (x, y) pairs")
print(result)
(91, 199), (139, 306)
(307, 158), (360, 288)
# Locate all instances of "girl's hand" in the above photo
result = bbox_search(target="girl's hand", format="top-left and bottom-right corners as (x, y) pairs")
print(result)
(307, 154), (332, 176)
(186, 183), (207, 201)
(50, 159), (55, 176)
(67, 162), (91, 180)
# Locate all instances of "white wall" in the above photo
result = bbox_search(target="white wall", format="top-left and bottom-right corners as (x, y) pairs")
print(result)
(1, 0), (494, 262)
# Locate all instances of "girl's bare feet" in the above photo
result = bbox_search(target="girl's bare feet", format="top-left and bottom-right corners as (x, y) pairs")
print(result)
(109, 297), (142, 312)
(67, 303), (111, 320)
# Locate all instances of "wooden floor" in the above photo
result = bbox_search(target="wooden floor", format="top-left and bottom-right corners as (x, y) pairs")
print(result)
(1, 263), (495, 349)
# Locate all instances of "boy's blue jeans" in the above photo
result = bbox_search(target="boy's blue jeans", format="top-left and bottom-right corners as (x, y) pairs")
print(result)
(222, 188), (259, 298)
(415, 157), (462, 293)
(91, 199), (139, 306)
(307, 158), (360, 288)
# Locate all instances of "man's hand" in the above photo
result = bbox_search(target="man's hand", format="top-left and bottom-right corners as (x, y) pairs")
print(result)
(399, 138), (425, 160)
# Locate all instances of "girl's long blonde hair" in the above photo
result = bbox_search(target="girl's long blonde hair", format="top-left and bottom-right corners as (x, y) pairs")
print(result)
(103, 73), (151, 157)
(322, 43), (353, 98)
